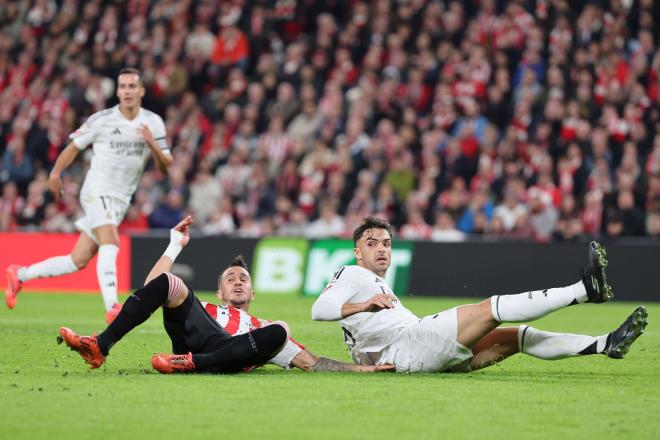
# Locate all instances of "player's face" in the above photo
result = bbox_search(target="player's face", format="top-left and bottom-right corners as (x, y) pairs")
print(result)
(217, 266), (255, 310)
(116, 73), (145, 109)
(354, 228), (392, 277)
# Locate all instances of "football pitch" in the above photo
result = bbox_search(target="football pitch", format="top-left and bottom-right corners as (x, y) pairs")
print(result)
(1, 292), (658, 440)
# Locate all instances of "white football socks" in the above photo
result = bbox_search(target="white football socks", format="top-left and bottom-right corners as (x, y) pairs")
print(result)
(17, 255), (78, 281)
(491, 281), (587, 323)
(97, 244), (119, 311)
(518, 325), (608, 359)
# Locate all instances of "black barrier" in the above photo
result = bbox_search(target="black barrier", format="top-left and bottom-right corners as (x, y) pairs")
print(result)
(409, 241), (659, 302)
(130, 234), (258, 291)
(131, 234), (659, 301)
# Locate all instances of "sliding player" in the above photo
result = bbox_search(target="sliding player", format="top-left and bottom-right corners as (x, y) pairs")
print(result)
(312, 216), (647, 372)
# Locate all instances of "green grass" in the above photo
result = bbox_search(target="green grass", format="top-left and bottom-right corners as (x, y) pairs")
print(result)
(1, 292), (659, 440)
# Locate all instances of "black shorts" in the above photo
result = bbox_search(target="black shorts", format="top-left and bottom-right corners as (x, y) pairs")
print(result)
(162, 288), (231, 355)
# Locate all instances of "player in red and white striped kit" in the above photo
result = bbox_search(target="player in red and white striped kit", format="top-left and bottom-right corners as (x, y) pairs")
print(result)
(197, 262), (304, 370)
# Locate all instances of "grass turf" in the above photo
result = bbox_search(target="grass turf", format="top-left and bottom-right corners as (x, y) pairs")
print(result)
(0, 292), (658, 440)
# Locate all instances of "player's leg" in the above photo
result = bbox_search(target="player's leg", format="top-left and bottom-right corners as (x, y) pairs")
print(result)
(468, 306), (648, 370)
(468, 327), (519, 370)
(456, 241), (612, 348)
(58, 272), (183, 368)
(152, 322), (290, 374)
(94, 223), (121, 318)
(5, 233), (96, 309)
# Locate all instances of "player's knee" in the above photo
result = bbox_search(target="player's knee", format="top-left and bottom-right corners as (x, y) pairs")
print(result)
(163, 272), (188, 307)
(269, 320), (290, 340)
(71, 253), (91, 270)
(258, 322), (289, 352)
(485, 296), (500, 323)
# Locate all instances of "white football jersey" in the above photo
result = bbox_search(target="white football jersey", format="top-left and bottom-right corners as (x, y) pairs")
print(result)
(312, 265), (419, 353)
(200, 301), (304, 369)
(70, 105), (170, 201)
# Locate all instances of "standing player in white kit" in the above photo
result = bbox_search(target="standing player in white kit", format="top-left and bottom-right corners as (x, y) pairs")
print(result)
(5, 68), (172, 323)
(312, 217), (648, 373)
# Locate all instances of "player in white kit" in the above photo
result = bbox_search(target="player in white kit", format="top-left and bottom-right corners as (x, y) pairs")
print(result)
(5, 68), (173, 323)
(312, 217), (648, 373)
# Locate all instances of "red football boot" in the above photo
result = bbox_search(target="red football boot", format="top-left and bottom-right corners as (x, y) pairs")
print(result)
(151, 352), (196, 374)
(105, 303), (122, 324)
(5, 264), (23, 309)
(57, 327), (106, 369)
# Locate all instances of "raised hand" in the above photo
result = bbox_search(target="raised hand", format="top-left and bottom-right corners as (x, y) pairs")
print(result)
(171, 215), (194, 247)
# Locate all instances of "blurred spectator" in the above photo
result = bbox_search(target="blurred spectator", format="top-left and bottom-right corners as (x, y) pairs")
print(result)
(0, 181), (23, 231)
(493, 188), (528, 233)
(2, 138), (34, 191)
(528, 187), (559, 243)
(458, 189), (494, 234)
(119, 204), (149, 233)
(306, 199), (344, 238)
(0, 0), (658, 241)
(399, 207), (432, 240)
(279, 207), (309, 237)
(202, 196), (236, 236)
(430, 210), (465, 242)
(149, 189), (185, 229)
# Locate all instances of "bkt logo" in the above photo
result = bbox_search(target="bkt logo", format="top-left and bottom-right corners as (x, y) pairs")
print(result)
(252, 238), (412, 297)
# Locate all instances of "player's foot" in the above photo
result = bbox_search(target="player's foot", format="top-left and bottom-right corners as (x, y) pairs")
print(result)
(605, 306), (648, 359)
(57, 327), (106, 369)
(105, 303), (122, 324)
(151, 352), (196, 374)
(581, 241), (614, 303)
(5, 264), (23, 309)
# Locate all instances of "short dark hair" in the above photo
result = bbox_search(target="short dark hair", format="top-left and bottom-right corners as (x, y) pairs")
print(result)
(352, 216), (393, 246)
(218, 255), (249, 286)
(118, 67), (143, 84)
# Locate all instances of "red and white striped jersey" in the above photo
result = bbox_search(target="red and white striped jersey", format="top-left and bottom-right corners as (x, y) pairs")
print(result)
(201, 301), (304, 369)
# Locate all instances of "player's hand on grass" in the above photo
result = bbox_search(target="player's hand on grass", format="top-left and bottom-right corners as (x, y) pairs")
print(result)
(171, 215), (193, 247)
(47, 173), (62, 201)
(355, 364), (396, 373)
(360, 293), (397, 313)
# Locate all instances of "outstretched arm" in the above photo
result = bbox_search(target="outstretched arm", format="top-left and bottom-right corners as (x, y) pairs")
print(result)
(291, 349), (394, 372)
(144, 216), (193, 285)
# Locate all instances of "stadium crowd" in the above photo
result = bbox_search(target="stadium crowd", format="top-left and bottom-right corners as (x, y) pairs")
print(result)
(0, 0), (659, 242)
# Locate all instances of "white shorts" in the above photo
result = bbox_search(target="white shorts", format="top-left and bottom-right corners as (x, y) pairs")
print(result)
(75, 193), (129, 244)
(268, 339), (304, 369)
(377, 308), (473, 373)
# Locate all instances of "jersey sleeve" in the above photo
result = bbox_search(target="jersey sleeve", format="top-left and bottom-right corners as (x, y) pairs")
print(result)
(69, 119), (99, 150)
(311, 266), (358, 321)
(151, 116), (170, 155)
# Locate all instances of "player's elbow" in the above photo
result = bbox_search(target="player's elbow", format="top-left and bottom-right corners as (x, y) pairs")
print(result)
(311, 301), (336, 321)
(311, 303), (323, 321)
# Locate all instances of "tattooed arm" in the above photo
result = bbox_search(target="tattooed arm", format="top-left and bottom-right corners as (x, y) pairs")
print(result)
(291, 349), (394, 372)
